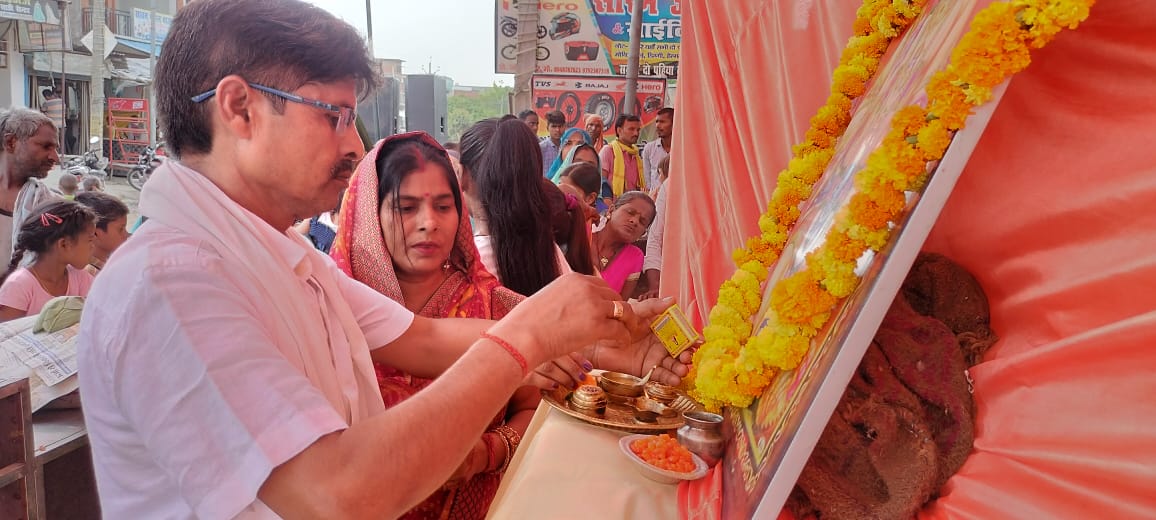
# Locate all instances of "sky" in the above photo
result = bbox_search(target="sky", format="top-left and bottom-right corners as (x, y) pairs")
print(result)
(306, 0), (514, 87)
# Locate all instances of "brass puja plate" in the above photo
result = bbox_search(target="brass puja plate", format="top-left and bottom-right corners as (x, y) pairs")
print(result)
(541, 374), (701, 433)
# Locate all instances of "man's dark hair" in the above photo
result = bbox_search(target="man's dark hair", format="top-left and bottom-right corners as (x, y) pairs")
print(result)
(657, 107), (674, 118)
(614, 113), (642, 131)
(155, 0), (378, 158)
(517, 109), (538, 121)
(42, 87), (58, 98)
(545, 110), (566, 127)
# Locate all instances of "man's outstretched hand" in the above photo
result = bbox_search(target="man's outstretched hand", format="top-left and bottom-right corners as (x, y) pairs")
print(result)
(589, 297), (697, 387)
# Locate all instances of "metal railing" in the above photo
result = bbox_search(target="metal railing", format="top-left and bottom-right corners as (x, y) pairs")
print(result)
(81, 8), (134, 38)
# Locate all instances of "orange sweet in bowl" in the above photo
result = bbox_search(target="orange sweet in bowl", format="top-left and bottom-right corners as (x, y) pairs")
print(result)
(619, 434), (707, 484)
(630, 434), (697, 473)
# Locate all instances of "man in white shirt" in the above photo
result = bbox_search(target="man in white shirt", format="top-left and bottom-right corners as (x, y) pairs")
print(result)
(77, 1), (691, 518)
(642, 107), (673, 189)
(0, 107), (60, 262)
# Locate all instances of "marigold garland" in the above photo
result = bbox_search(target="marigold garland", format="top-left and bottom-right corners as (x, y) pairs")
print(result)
(691, 0), (1096, 411)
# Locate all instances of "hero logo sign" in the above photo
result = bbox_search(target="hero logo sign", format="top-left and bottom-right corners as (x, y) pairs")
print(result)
(540, 2), (582, 9)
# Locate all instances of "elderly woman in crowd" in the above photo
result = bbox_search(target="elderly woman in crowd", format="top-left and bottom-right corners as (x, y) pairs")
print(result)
(584, 113), (608, 150)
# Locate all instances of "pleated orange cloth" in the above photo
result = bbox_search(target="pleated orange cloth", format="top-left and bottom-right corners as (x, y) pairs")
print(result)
(674, 0), (1156, 518)
(919, 1), (1156, 517)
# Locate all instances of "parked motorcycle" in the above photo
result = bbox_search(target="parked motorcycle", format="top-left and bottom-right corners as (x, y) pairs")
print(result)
(64, 136), (109, 179)
(128, 141), (165, 191)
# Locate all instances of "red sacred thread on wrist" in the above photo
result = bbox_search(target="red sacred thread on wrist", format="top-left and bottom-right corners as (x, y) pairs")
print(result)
(480, 331), (529, 377)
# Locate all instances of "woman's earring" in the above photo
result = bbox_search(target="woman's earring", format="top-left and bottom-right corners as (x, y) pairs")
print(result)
(443, 260), (451, 271)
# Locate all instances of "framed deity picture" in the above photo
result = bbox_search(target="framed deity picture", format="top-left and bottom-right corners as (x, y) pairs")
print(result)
(0, 40), (8, 69)
(717, 0), (1012, 518)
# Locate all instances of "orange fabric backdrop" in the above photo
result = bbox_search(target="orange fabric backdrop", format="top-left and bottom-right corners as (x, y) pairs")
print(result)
(919, 0), (1156, 516)
(668, 0), (1156, 517)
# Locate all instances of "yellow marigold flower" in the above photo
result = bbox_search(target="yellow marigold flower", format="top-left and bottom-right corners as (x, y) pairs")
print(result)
(740, 261), (770, 282)
(916, 119), (953, 159)
(757, 212), (780, 235)
(818, 260), (860, 298)
(755, 328), (812, 371)
(862, 227), (891, 250)
(733, 248), (752, 266)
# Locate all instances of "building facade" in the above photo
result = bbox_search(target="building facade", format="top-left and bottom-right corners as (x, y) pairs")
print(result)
(2, 0), (183, 157)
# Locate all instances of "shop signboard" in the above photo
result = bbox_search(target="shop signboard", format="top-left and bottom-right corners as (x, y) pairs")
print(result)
(133, 9), (173, 44)
(4, 0), (63, 51)
(495, 0), (680, 79)
(530, 74), (665, 133)
(1, 0), (60, 23)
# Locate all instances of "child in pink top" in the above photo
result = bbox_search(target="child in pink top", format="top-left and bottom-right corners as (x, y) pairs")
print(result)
(0, 200), (97, 322)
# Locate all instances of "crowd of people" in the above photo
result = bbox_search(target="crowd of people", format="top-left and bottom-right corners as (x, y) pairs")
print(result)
(511, 102), (675, 299)
(0, 107), (132, 321)
(0, 0), (693, 518)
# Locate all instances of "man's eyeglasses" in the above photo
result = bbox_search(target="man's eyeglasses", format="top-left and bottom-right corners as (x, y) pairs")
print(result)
(191, 83), (356, 134)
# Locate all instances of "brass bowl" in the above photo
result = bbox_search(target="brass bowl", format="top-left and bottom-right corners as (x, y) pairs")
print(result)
(599, 372), (645, 399)
(644, 382), (679, 405)
(632, 396), (676, 423)
(569, 385), (607, 417)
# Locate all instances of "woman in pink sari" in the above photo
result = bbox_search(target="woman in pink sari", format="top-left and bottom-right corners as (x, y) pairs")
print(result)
(331, 132), (535, 520)
(592, 191), (656, 298)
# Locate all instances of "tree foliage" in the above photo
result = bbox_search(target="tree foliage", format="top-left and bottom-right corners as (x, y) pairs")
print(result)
(447, 84), (512, 142)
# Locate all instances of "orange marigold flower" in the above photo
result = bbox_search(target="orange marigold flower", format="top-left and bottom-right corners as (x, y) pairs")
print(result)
(833, 64), (871, 98)
(892, 105), (928, 136)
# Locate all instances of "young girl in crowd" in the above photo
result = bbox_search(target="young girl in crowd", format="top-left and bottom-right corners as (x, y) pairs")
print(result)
(543, 179), (596, 275)
(74, 191), (130, 275)
(553, 143), (610, 214)
(459, 118), (569, 295)
(558, 162), (604, 224)
(0, 200), (97, 321)
(591, 191), (656, 299)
